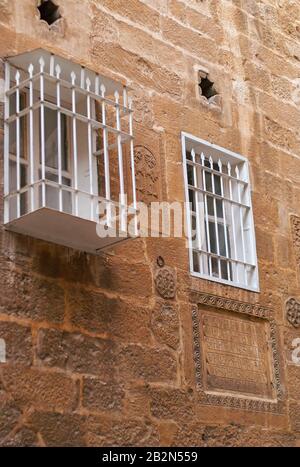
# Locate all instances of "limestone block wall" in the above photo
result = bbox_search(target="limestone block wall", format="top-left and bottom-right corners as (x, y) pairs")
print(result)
(0, 0), (300, 446)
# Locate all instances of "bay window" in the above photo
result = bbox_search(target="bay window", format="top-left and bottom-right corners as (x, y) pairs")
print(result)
(4, 49), (137, 253)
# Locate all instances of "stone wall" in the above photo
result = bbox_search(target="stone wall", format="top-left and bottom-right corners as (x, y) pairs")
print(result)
(0, 0), (300, 446)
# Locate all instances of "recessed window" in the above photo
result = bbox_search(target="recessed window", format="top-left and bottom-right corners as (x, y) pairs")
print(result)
(38, 0), (61, 26)
(182, 133), (259, 291)
(198, 73), (218, 101)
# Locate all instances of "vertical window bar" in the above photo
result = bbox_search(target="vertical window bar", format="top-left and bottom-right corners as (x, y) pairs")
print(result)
(201, 152), (212, 276)
(218, 159), (231, 281)
(86, 78), (94, 221)
(235, 164), (247, 285)
(182, 135), (194, 276)
(28, 63), (35, 213)
(71, 71), (79, 216)
(39, 57), (46, 208)
(15, 70), (21, 218)
(128, 97), (138, 237)
(115, 91), (126, 232)
(4, 61), (10, 223)
(210, 156), (221, 279)
(101, 84), (111, 227)
(191, 149), (203, 274)
(227, 161), (238, 282)
(56, 64), (63, 212)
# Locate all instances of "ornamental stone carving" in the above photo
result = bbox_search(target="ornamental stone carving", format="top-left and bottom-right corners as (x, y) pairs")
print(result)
(190, 292), (284, 414)
(291, 215), (300, 264)
(286, 298), (300, 328)
(154, 267), (176, 299)
(151, 302), (179, 350)
(134, 145), (159, 205)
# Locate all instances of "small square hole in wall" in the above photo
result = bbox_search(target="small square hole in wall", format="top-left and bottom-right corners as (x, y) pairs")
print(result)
(198, 71), (219, 104)
(38, 0), (61, 26)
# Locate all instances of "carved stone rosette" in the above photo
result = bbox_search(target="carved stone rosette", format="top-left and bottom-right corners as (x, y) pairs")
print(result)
(286, 298), (300, 328)
(154, 267), (176, 299)
(190, 291), (284, 414)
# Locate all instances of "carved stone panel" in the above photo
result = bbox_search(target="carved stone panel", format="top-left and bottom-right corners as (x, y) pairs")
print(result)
(200, 309), (274, 399)
(134, 145), (159, 205)
(291, 215), (300, 264)
(151, 302), (179, 350)
(131, 126), (164, 205)
(286, 298), (300, 328)
(191, 292), (284, 413)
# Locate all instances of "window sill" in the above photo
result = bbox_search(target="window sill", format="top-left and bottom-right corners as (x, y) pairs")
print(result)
(190, 271), (260, 293)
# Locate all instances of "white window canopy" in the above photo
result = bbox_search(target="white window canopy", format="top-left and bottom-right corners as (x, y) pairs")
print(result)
(3, 49), (138, 253)
(182, 132), (259, 292)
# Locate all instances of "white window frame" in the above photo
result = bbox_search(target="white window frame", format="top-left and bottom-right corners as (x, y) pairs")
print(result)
(182, 132), (259, 292)
(4, 50), (138, 236)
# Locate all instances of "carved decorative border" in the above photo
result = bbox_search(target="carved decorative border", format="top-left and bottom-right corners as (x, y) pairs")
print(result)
(291, 215), (300, 264)
(190, 291), (285, 414)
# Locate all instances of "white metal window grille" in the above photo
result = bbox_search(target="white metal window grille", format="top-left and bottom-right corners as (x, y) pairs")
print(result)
(182, 133), (259, 291)
(4, 49), (137, 253)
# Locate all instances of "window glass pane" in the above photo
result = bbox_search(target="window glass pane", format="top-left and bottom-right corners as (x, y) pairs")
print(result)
(187, 164), (194, 185)
(214, 174), (222, 195)
(208, 221), (217, 254)
(9, 117), (26, 159)
(207, 195), (214, 216)
(216, 199), (223, 218)
(221, 260), (229, 280)
(193, 251), (200, 273)
(205, 171), (212, 192)
(43, 107), (68, 171)
(211, 257), (218, 278)
(218, 223), (226, 257)
(9, 121), (17, 156)
(189, 189), (196, 212)
(10, 93), (16, 117)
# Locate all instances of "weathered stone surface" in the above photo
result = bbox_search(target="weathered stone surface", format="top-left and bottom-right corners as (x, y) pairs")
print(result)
(67, 287), (152, 343)
(0, 321), (32, 366)
(172, 423), (296, 447)
(87, 415), (160, 447)
(2, 367), (78, 411)
(82, 377), (125, 412)
(149, 388), (195, 421)
(119, 345), (177, 383)
(290, 404), (300, 433)
(93, 0), (160, 33)
(287, 367), (300, 401)
(151, 302), (180, 350)
(28, 412), (86, 447)
(37, 328), (117, 378)
(0, 400), (21, 440)
(0, 267), (65, 323)
(1, 427), (38, 447)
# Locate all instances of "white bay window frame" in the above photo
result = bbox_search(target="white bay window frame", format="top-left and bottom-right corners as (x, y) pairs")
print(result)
(182, 132), (259, 292)
(3, 49), (138, 253)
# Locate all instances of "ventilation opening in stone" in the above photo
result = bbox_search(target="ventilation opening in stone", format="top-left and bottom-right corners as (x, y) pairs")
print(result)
(38, 0), (61, 26)
(199, 74), (218, 100)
